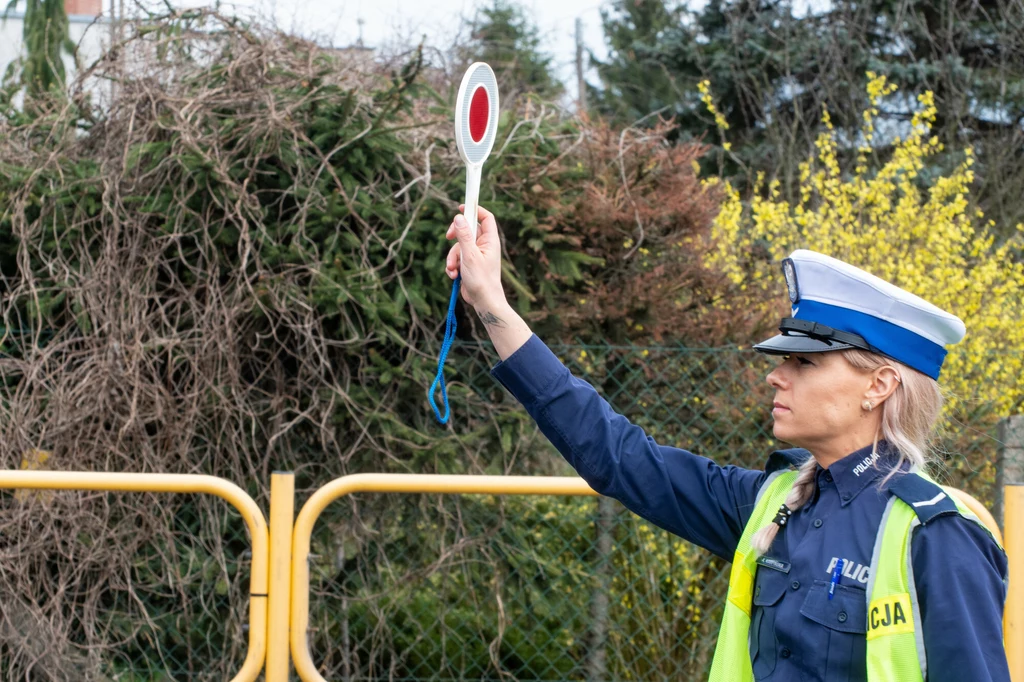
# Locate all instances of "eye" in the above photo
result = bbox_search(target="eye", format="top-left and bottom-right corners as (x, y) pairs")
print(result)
(796, 356), (814, 366)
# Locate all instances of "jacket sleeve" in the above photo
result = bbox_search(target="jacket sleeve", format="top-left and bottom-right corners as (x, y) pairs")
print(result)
(491, 334), (767, 560)
(911, 513), (1010, 682)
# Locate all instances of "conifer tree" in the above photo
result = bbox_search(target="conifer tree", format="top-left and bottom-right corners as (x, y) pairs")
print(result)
(463, 0), (563, 102)
(4, 0), (75, 98)
(589, 0), (684, 125)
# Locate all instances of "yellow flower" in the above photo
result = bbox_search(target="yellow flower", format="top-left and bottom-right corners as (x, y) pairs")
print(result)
(698, 79), (730, 132)
(706, 74), (1024, 416)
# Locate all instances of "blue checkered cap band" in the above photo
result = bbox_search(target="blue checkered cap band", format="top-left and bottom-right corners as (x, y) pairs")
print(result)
(754, 250), (966, 379)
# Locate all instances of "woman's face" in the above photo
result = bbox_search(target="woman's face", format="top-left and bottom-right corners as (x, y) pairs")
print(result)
(765, 352), (875, 456)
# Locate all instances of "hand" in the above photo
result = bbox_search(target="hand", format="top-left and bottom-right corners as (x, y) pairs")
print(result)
(446, 204), (506, 311)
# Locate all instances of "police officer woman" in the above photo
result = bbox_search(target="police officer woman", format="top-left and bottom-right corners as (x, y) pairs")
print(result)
(445, 206), (1009, 682)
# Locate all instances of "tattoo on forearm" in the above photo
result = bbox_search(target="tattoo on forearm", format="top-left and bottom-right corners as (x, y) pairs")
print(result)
(479, 311), (507, 328)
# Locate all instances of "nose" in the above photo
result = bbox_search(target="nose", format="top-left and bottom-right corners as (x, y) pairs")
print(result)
(766, 364), (786, 390)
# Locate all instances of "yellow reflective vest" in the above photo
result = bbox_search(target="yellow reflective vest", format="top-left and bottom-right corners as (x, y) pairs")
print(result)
(708, 469), (999, 682)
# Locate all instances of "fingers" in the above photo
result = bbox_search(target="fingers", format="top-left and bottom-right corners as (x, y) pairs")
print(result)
(460, 204), (494, 222)
(446, 243), (461, 279)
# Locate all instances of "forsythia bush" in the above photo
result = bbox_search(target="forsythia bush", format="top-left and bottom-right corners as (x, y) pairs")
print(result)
(704, 74), (1024, 416)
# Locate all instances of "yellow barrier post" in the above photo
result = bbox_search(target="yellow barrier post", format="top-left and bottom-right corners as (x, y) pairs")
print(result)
(289, 473), (598, 682)
(266, 472), (295, 682)
(1007, 484), (1023, 682)
(0, 470), (269, 682)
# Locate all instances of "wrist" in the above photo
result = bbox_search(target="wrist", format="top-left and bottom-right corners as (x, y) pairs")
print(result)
(472, 296), (532, 360)
(474, 295), (510, 318)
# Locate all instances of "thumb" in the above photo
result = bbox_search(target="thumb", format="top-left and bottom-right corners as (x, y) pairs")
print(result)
(452, 214), (478, 251)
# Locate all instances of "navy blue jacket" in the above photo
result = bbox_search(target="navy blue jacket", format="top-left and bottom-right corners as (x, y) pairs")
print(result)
(491, 334), (1009, 682)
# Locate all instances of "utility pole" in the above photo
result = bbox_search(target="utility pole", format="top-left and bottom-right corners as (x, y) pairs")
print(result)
(108, 0), (117, 50)
(107, 0), (123, 102)
(575, 17), (587, 112)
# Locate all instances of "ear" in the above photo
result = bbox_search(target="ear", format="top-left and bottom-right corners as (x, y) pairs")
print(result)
(864, 366), (901, 407)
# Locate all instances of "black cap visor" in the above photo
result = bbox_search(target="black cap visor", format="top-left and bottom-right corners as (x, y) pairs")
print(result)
(753, 317), (871, 356)
(753, 333), (856, 355)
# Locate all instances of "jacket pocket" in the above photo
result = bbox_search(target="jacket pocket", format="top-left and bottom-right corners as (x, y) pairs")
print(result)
(800, 580), (868, 679)
(749, 566), (791, 678)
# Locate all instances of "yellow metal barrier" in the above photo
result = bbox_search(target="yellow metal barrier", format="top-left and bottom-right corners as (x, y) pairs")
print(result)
(0, 470), (270, 682)
(289, 474), (598, 682)
(267, 472), (295, 682)
(1007, 484), (1023, 682)
(2, 471), (1017, 680)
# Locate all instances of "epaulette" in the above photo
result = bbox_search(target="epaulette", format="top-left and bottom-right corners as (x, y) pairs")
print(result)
(765, 448), (811, 475)
(888, 473), (960, 525)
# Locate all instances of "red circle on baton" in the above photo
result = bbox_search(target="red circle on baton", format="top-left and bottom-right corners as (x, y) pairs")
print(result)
(469, 87), (489, 143)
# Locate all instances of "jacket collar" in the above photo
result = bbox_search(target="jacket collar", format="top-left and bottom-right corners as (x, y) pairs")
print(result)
(819, 441), (904, 505)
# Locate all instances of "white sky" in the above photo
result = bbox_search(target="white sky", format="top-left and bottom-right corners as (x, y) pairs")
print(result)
(174, 0), (614, 94)
(14, 0), (826, 99)
(228, 0), (820, 96)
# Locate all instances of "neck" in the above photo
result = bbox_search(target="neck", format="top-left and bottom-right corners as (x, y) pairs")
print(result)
(811, 439), (877, 469)
(804, 412), (884, 468)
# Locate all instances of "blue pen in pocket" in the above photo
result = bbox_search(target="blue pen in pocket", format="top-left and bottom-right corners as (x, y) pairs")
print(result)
(829, 558), (844, 600)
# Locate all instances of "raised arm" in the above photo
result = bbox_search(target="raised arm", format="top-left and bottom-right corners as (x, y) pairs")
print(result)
(446, 207), (767, 558)
(498, 335), (768, 558)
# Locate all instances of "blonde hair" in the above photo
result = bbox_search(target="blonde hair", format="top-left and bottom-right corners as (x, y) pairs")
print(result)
(751, 349), (943, 556)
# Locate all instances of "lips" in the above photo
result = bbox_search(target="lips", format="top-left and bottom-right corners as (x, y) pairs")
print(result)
(772, 402), (790, 414)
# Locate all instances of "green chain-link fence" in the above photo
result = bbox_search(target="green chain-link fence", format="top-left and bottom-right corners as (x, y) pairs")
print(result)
(0, 492), (254, 680)
(306, 493), (724, 681)
(0, 343), (1017, 679)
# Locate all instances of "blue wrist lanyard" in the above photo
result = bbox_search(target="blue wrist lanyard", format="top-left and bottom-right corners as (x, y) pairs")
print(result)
(428, 275), (461, 424)
(829, 558), (844, 600)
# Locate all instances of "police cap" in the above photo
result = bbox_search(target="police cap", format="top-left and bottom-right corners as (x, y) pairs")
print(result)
(753, 250), (966, 379)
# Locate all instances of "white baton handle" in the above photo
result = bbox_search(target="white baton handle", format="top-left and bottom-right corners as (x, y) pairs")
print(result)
(463, 164), (481, 244)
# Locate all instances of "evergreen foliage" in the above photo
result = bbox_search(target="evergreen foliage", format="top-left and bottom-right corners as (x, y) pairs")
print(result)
(589, 0), (683, 126)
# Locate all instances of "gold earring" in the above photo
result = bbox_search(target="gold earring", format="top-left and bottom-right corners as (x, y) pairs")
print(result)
(862, 400), (873, 412)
